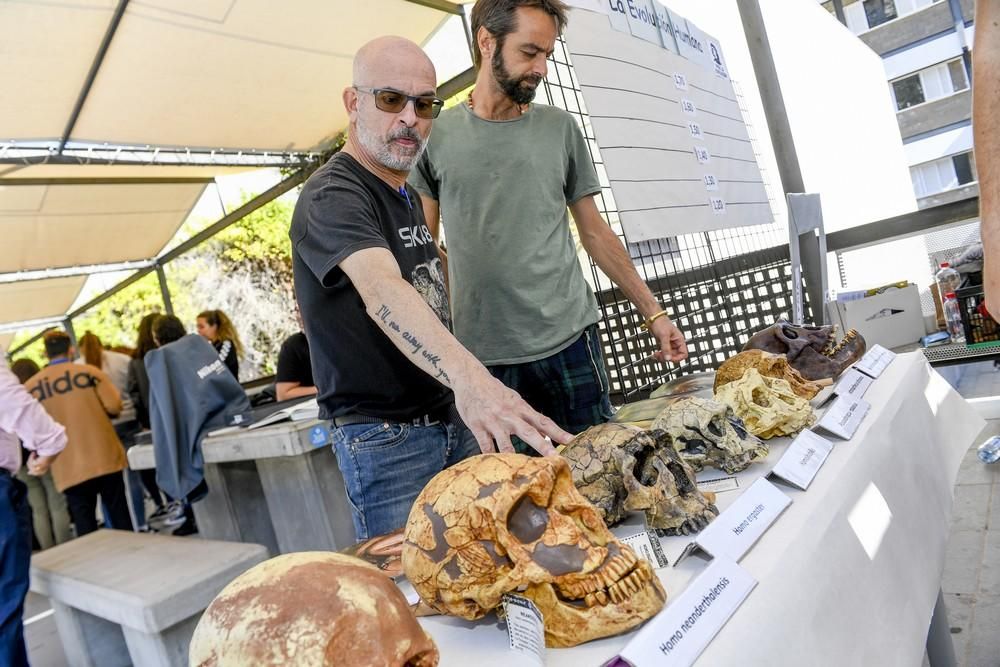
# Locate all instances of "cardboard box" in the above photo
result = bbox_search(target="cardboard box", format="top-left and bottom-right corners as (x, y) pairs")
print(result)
(826, 284), (926, 350)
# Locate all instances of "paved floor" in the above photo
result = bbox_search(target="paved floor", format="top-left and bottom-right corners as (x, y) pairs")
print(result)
(943, 360), (1000, 667)
(20, 360), (1000, 666)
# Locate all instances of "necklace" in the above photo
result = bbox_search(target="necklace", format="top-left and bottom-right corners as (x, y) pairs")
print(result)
(468, 89), (525, 119)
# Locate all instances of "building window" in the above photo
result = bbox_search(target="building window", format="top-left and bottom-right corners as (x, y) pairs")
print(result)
(835, 0), (940, 34)
(910, 151), (977, 198)
(864, 0), (897, 28)
(891, 58), (969, 111)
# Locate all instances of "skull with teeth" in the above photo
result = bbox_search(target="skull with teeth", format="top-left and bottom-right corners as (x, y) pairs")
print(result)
(651, 397), (768, 474)
(742, 320), (866, 381)
(714, 349), (830, 399)
(401, 453), (666, 648)
(714, 368), (815, 439)
(561, 423), (719, 535)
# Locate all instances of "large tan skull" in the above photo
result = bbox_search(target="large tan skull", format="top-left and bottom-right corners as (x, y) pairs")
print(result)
(562, 423), (718, 535)
(651, 397), (768, 474)
(714, 350), (830, 399)
(401, 453), (666, 648)
(715, 368), (815, 439)
(189, 552), (438, 667)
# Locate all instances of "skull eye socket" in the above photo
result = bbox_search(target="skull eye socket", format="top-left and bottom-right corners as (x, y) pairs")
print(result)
(728, 417), (749, 439)
(707, 420), (723, 437)
(781, 326), (799, 339)
(507, 495), (549, 543)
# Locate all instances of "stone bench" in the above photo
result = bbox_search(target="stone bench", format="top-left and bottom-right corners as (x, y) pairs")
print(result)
(30, 529), (268, 667)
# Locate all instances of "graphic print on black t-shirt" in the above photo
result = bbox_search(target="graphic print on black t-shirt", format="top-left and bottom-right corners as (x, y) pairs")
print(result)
(290, 152), (453, 421)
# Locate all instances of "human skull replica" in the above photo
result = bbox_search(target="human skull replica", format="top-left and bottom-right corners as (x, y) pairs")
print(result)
(189, 552), (438, 667)
(742, 320), (866, 381)
(715, 368), (815, 439)
(402, 453), (666, 648)
(561, 423), (719, 535)
(714, 349), (830, 399)
(651, 397), (768, 474)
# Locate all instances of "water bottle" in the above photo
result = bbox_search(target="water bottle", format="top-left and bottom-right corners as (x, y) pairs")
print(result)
(943, 293), (965, 343)
(935, 262), (961, 300)
(978, 435), (1000, 464)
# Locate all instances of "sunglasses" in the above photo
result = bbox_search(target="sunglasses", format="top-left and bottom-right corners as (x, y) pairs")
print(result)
(354, 87), (444, 119)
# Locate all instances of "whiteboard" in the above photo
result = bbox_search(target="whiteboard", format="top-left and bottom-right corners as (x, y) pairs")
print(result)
(564, 1), (772, 244)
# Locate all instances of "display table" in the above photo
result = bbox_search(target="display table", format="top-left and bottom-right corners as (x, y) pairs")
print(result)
(418, 353), (983, 666)
(127, 419), (355, 555)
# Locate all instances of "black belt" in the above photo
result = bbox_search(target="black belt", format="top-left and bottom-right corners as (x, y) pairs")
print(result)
(332, 405), (451, 428)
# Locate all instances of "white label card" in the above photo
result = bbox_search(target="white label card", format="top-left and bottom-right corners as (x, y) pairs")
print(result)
(768, 430), (834, 491)
(815, 396), (871, 440)
(854, 344), (895, 378)
(502, 594), (545, 666)
(681, 98), (697, 115)
(688, 121), (704, 140)
(703, 174), (719, 191)
(622, 530), (670, 569)
(673, 72), (688, 90)
(694, 146), (711, 164)
(680, 478), (791, 563)
(619, 557), (756, 667)
(834, 368), (873, 399)
(710, 197), (726, 214)
(697, 476), (739, 494)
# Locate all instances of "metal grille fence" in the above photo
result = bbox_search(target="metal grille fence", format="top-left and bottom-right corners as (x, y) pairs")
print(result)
(542, 38), (807, 402)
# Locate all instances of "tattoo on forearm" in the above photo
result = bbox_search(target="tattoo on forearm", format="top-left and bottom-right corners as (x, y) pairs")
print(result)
(375, 304), (452, 385)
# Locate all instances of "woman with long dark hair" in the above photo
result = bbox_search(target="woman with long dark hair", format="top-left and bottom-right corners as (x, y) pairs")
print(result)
(125, 315), (169, 522)
(196, 309), (243, 380)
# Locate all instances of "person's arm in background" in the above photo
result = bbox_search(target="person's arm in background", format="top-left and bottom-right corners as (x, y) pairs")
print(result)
(92, 367), (123, 418)
(0, 365), (67, 476)
(340, 247), (570, 455)
(275, 383), (318, 401)
(976, 0), (1000, 316)
(419, 196), (449, 290)
(570, 195), (689, 363)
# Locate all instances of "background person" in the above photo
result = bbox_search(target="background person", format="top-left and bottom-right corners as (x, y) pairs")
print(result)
(10, 357), (71, 550)
(411, 0), (688, 450)
(1, 351), (67, 667)
(26, 331), (132, 535)
(976, 0), (1000, 317)
(196, 309), (243, 380)
(126, 314), (170, 522)
(275, 311), (317, 401)
(79, 331), (150, 531)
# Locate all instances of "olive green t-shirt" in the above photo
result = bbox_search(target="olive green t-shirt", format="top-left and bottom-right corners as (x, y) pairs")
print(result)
(410, 102), (602, 365)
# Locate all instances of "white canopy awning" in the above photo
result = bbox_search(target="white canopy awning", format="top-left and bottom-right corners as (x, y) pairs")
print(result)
(0, 182), (205, 273)
(0, 164), (251, 182)
(2, 0), (465, 153)
(0, 276), (87, 325)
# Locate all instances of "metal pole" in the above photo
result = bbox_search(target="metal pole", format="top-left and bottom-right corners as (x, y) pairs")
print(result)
(155, 263), (174, 315)
(736, 0), (805, 194)
(63, 318), (79, 353)
(947, 0), (972, 80)
(831, 0), (847, 26)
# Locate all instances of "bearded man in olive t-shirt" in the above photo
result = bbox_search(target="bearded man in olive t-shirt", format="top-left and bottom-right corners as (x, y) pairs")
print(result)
(411, 0), (688, 447)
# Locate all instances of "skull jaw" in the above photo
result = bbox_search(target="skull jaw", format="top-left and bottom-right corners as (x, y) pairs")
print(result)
(522, 561), (667, 648)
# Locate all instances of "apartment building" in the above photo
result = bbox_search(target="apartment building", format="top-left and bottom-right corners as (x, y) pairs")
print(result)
(821, 0), (977, 210)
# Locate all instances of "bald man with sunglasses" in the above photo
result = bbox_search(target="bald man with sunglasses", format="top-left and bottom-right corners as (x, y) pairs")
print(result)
(290, 36), (571, 541)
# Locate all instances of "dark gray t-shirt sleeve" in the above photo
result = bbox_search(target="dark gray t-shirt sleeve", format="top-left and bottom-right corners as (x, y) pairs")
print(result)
(292, 176), (389, 288)
(564, 118), (602, 205)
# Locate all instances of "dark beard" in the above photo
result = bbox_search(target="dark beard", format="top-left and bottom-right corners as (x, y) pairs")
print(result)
(491, 48), (542, 106)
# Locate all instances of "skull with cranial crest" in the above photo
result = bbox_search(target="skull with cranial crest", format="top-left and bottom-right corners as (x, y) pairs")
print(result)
(402, 453), (666, 648)
(651, 397), (768, 474)
(742, 320), (866, 381)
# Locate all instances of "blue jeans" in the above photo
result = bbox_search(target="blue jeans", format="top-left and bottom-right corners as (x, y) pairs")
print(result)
(332, 416), (479, 541)
(0, 471), (32, 667)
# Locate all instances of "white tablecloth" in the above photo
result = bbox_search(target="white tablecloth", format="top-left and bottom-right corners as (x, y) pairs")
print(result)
(418, 353), (984, 666)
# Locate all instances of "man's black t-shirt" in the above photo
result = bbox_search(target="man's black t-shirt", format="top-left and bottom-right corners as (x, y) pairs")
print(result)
(290, 152), (452, 420)
(275, 332), (314, 388)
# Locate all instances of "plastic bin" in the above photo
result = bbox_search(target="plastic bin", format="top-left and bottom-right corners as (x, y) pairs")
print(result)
(955, 286), (1000, 347)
